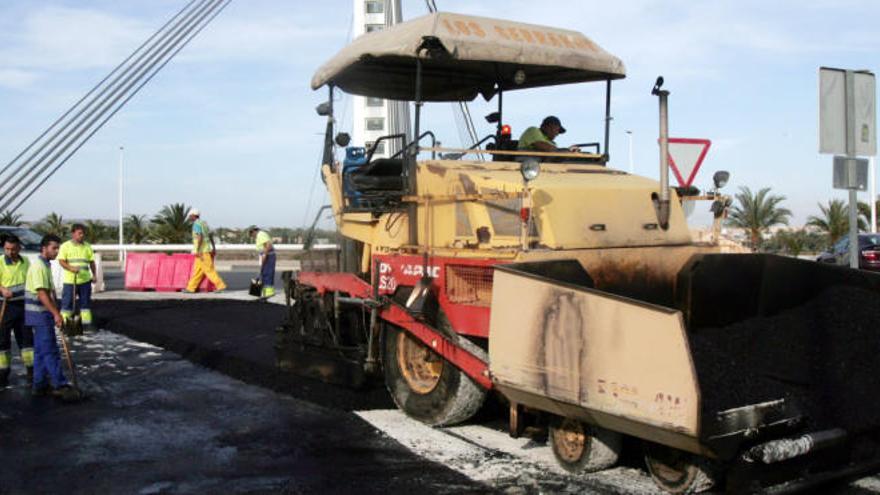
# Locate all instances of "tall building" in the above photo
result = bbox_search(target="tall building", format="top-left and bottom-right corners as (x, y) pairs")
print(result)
(352, 0), (410, 158)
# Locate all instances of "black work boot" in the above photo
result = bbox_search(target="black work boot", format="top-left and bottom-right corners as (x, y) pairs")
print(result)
(0, 369), (9, 388)
(26, 367), (33, 388)
(52, 384), (83, 403)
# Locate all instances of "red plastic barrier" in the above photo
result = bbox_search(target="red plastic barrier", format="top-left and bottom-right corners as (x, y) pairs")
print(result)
(124, 253), (163, 291)
(125, 252), (217, 292)
(166, 253), (195, 292)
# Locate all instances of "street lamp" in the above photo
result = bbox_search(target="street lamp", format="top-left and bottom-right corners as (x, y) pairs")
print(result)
(118, 146), (124, 263)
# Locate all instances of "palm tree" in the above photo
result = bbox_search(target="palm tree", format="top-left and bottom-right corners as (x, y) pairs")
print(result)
(777, 229), (807, 257)
(857, 200), (880, 232)
(807, 199), (865, 248)
(726, 187), (792, 250)
(123, 214), (151, 244)
(0, 210), (23, 226)
(151, 203), (192, 243)
(83, 219), (110, 244)
(36, 212), (67, 237)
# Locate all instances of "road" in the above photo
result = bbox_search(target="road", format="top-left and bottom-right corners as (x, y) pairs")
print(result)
(3, 293), (880, 494)
(0, 331), (484, 495)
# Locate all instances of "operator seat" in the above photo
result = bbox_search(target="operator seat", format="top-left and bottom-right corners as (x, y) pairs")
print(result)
(348, 158), (405, 209)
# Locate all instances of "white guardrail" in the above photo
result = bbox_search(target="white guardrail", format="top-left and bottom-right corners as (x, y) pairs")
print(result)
(90, 243), (339, 252)
(43, 244), (338, 294)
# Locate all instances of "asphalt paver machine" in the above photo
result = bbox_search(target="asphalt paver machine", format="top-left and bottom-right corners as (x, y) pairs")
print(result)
(279, 12), (880, 493)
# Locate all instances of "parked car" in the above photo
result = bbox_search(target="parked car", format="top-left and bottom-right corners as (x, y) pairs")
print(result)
(816, 234), (880, 271)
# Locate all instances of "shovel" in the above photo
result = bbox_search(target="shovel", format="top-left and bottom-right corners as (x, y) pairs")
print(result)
(64, 270), (83, 336)
(0, 298), (7, 329)
(58, 324), (79, 390)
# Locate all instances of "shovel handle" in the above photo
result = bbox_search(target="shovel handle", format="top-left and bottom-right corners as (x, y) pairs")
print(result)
(58, 328), (78, 389)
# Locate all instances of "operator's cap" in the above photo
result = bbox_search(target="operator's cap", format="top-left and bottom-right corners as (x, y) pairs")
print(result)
(187, 208), (200, 217)
(541, 115), (566, 134)
(247, 225), (259, 232)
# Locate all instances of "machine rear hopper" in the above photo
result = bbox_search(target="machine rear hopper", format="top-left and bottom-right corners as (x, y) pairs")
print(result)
(490, 255), (880, 493)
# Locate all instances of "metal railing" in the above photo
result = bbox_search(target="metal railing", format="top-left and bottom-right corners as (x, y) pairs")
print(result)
(91, 243), (338, 252)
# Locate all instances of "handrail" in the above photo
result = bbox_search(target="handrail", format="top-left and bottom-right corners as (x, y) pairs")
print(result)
(366, 133), (406, 163)
(390, 131), (438, 160)
(423, 146), (604, 160)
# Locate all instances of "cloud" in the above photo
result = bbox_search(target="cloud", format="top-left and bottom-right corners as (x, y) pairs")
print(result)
(0, 2), (349, 84)
(0, 6), (149, 72)
(0, 68), (40, 89)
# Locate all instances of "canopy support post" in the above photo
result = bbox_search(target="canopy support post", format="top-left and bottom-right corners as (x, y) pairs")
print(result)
(603, 79), (611, 164)
(497, 88), (503, 136)
(408, 57), (423, 248)
(322, 85), (335, 170)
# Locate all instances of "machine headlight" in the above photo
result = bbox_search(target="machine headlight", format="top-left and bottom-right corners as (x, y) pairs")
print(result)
(520, 158), (540, 182)
(713, 170), (730, 189)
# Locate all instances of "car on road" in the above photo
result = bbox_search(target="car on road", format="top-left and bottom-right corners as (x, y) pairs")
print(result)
(817, 233), (880, 271)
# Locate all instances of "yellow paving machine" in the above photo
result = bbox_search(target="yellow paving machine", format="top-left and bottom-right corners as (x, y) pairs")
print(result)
(278, 12), (880, 493)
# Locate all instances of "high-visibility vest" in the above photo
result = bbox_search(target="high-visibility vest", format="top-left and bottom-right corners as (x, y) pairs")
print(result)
(25, 257), (54, 326)
(192, 219), (212, 254)
(59, 240), (94, 284)
(255, 230), (273, 253)
(0, 255), (29, 303)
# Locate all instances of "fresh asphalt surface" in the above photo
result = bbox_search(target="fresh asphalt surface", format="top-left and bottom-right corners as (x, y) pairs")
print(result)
(4, 268), (880, 494)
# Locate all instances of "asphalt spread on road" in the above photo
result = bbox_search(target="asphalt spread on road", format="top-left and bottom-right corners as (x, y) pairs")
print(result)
(0, 300), (490, 495)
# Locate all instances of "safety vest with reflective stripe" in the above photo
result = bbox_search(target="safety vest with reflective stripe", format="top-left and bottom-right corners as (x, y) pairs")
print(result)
(0, 255), (29, 303)
(192, 219), (212, 254)
(255, 230), (273, 253)
(59, 240), (94, 284)
(25, 256), (54, 326)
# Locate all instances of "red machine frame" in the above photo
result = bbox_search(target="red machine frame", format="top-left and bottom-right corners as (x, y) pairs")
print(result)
(297, 253), (499, 390)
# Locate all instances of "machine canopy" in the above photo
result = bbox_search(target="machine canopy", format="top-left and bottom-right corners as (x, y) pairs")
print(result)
(311, 12), (626, 102)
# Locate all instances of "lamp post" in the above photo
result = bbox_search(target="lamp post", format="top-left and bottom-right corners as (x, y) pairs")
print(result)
(625, 130), (634, 173)
(118, 146), (124, 264)
(871, 156), (877, 233)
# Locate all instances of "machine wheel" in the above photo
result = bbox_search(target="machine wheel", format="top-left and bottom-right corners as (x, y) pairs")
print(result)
(644, 443), (717, 494)
(383, 325), (486, 426)
(550, 417), (621, 473)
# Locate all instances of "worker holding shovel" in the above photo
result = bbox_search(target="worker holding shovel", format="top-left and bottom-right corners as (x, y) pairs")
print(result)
(58, 224), (96, 331)
(26, 234), (80, 401)
(248, 226), (276, 300)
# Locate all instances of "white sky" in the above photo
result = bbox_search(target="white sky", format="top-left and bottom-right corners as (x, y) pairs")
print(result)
(0, 0), (878, 228)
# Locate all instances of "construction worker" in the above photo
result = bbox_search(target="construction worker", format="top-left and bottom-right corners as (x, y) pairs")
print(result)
(184, 208), (227, 293)
(58, 223), (96, 330)
(248, 226), (276, 299)
(0, 234), (33, 387)
(518, 115), (580, 153)
(27, 234), (79, 400)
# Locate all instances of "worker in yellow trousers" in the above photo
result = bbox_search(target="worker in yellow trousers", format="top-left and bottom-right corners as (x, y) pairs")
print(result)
(184, 208), (227, 293)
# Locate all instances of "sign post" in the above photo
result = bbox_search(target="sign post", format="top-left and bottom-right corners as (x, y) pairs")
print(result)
(819, 67), (876, 268)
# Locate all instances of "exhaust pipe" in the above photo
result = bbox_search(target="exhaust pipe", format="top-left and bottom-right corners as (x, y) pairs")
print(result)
(743, 428), (847, 464)
(652, 76), (670, 230)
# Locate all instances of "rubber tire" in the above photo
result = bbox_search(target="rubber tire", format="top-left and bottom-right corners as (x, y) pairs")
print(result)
(644, 443), (717, 494)
(550, 417), (621, 473)
(383, 325), (486, 427)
